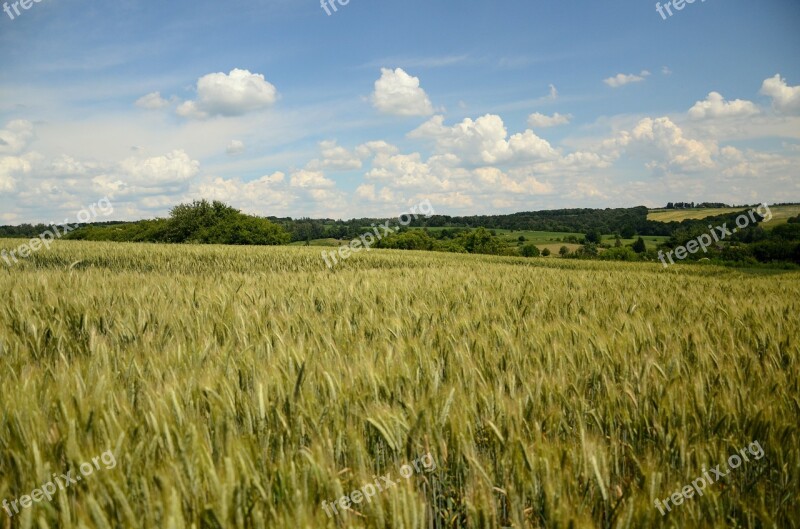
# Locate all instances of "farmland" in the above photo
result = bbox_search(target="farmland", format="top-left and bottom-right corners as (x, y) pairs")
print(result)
(0, 239), (798, 528)
(648, 204), (800, 227)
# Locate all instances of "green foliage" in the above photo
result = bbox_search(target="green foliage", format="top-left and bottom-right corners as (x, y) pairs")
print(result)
(541, 248), (551, 256)
(579, 242), (598, 256)
(520, 243), (540, 257)
(721, 244), (756, 263)
(600, 246), (639, 261)
(620, 225), (636, 238)
(67, 200), (290, 246)
(559, 245), (570, 256)
(584, 229), (602, 244)
(375, 230), (438, 251)
(632, 237), (646, 253)
(458, 227), (502, 255)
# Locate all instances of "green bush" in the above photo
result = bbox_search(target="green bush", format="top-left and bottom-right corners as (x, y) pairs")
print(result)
(520, 244), (540, 257)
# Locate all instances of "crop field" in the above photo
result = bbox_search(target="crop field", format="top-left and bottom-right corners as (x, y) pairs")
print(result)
(648, 205), (800, 226)
(0, 239), (798, 529)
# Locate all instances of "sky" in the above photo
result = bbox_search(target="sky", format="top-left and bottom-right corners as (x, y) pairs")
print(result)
(1, 0), (799, 223)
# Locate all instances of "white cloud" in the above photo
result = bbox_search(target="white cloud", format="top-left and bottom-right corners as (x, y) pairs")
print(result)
(688, 92), (759, 120)
(289, 169), (335, 189)
(760, 74), (800, 114)
(371, 68), (434, 116)
(662, 66), (672, 76)
(189, 172), (293, 215)
(177, 69), (278, 119)
(307, 140), (362, 171)
(0, 155), (32, 192)
(0, 120), (34, 155)
(604, 70), (650, 88)
(603, 116), (715, 173)
(548, 84), (558, 100)
(409, 114), (558, 165)
(135, 92), (170, 110)
(355, 140), (399, 158)
(226, 140), (245, 156)
(119, 150), (200, 186)
(365, 152), (445, 189)
(527, 112), (572, 128)
(50, 155), (94, 176)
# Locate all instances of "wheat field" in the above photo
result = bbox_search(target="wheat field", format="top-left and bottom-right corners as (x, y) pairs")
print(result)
(0, 239), (798, 529)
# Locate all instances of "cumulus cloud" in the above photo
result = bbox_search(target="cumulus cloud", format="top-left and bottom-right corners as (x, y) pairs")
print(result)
(365, 152), (445, 189)
(527, 112), (572, 128)
(760, 74), (800, 114)
(177, 69), (278, 119)
(306, 140), (362, 171)
(189, 172), (293, 215)
(688, 92), (759, 120)
(603, 116), (715, 173)
(371, 68), (434, 116)
(119, 150), (200, 186)
(409, 114), (558, 165)
(0, 120), (34, 154)
(289, 169), (335, 189)
(226, 140), (245, 156)
(604, 70), (650, 88)
(135, 92), (170, 110)
(50, 155), (94, 176)
(0, 155), (32, 192)
(355, 140), (399, 158)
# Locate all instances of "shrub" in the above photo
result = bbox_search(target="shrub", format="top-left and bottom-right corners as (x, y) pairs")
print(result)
(520, 244), (541, 257)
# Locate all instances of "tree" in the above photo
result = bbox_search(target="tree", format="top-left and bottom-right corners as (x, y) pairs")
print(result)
(584, 229), (602, 244)
(459, 228), (502, 255)
(559, 246), (569, 256)
(152, 200), (291, 245)
(614, 236), (622, 247)
(542, 248), (551, 256)
(520, 244), (540, 257)
(632, 237), (646, 253)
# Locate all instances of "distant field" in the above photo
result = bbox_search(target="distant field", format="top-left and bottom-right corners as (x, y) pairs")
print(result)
(648, 207), (747, 222)
(301, 230), (671, 254)
(601, 235), (669, 250)
(648, 204), (800, 227)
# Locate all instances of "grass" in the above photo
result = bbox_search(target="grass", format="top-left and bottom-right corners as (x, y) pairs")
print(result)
(0, 238), (798, 528)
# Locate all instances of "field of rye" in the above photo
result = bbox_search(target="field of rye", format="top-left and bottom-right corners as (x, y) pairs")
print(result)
(0, 239), (798, 529)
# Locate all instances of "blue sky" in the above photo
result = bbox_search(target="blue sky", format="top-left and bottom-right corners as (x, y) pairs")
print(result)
(1, 0), (799, 222)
